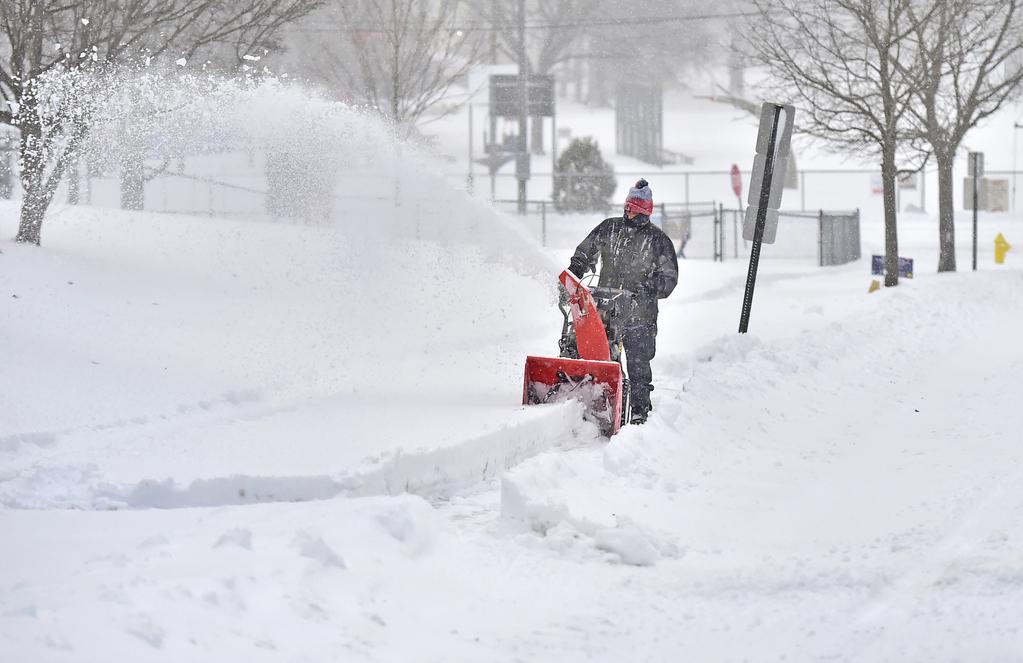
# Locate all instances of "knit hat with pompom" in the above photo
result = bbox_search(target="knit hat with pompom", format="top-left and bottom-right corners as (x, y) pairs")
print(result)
(624, 178), (653, 216)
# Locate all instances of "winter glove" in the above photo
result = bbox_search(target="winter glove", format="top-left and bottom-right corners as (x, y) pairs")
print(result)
(567, 263), (585, 279)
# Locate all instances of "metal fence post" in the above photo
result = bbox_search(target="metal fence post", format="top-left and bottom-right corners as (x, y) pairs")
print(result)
(718, 202), (725, 262)
(733, 209), (739, 259)
(800, 171), (806, 211)
(818, 209), (824, 267)
(712, 206), (720, 261)
(684, 172), (690, 207)
(541, 200), (547, 247)
(855, 208), (861, 261)
(712, 203), (720, 262)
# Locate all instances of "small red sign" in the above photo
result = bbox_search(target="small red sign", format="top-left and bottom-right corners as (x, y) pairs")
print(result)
(730, 164), (742, 198)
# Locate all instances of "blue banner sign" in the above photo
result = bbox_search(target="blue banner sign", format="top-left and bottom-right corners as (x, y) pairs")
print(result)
(871, 255), (914, 278)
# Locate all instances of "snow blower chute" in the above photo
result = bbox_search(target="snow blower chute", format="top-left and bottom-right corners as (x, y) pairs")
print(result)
(523, 269), (632, 436)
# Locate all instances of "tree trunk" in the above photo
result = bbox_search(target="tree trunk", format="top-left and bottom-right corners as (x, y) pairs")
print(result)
(530, 115), (544, 154)
(587, 38), (610, 107)
(576, 54), (585, 103)
(17, 178), (46, 245)
(15, 104), (46, 245)
(936, 153), (957, 271)
(67, 155), (80, 205)
(881, 148), (900, 287)
(120, 147), (145, 210)
(14, 88), (87, 244)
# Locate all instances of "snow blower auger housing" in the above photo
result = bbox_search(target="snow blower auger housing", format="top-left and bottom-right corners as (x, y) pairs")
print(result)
(523, 269), (633, 436)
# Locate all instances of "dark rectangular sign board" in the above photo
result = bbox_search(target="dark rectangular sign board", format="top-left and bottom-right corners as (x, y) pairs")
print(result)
(489, 75), (555, 118)
(871, 254), (914, 278)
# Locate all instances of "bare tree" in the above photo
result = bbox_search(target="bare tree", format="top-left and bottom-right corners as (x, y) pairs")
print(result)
(748, 0), (930, 287)
(295, 0), (483, 139)
(116, 1), (321, 211)
(902, 0), (1023, 272)
(479, 1), (723, 149)
(481, 0), (603, 152)
(0, 0), (319, 245)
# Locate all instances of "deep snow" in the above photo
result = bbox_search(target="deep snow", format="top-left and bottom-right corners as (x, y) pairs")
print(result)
(3, 87), (1023, 662)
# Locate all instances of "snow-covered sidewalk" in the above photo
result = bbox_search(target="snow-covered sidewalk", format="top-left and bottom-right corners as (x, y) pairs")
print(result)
(4, 262), (1022, 661)
(4, 192), (1023, 661)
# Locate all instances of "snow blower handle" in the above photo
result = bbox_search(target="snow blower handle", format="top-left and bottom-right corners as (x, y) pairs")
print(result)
(588, 286), (634, 300)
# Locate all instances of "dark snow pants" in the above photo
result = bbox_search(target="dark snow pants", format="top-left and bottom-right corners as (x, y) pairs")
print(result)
(623, 320), (657, 416)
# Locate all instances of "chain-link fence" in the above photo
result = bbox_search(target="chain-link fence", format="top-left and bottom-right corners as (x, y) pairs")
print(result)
(51, 151), (860, 268)
(502, 201), (861, 265)
(718, 208), (861, 266)
(818, 210), (862, 266)
(467, 166), (1023, 215)
(491, 199), (724, 258)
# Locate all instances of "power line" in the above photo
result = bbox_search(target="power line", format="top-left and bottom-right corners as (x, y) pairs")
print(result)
(295, 10), (756, 34)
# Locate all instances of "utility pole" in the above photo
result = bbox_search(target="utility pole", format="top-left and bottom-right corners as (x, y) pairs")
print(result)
(1013, 122), (1023, 213)
(973, 158), (978, 271)
(466, 104), (474, 195)
(969, 151), (983, 271)
(516, 0), (528, 214)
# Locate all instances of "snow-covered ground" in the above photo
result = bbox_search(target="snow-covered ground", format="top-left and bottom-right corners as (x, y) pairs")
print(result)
(3, 84), (1023, 661)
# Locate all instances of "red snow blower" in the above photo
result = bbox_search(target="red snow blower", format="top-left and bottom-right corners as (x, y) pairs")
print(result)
(523, 269), (634, 436)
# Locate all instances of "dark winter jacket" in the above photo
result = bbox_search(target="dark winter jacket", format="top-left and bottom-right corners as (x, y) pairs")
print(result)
(569, 215), (679, 322)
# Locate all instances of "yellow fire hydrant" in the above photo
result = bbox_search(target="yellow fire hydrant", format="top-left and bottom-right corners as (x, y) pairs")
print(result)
(995, 233), (1011, 264)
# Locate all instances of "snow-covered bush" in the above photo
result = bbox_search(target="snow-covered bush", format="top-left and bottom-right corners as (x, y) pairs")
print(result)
(552, 137), (616, 212)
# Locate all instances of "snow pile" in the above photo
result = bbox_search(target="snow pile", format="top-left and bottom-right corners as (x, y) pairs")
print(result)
(501, 447), (684, 566)
(500, 268), (1023, 576)
(0, 494), (446, 660)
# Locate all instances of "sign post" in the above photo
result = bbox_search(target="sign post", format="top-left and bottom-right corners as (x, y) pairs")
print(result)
(467, 104), (474, 195)
(516, 0), (528, 214)
(486, 74), (555, 205)
(969, 151), (983, 271)
(739, 102), (795, 334)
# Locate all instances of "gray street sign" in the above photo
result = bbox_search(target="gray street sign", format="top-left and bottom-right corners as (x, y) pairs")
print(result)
(739, 101), (796, 334)
(747, 154), (788, 208)
(743, 207), (780, 243)
(755, 102), (794, 159)
(744, 102), (795, 243)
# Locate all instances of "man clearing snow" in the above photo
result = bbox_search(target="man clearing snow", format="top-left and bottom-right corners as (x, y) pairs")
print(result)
(567, 178), (678, 424)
